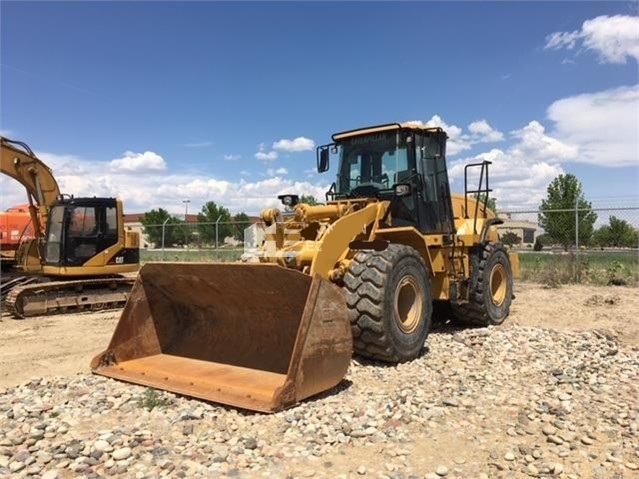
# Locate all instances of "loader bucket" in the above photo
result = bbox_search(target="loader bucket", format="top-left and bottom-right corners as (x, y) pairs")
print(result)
(91, 262), (352, 413)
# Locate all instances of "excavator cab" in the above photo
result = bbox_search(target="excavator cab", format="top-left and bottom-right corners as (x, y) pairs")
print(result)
(39, 196), (139, 274)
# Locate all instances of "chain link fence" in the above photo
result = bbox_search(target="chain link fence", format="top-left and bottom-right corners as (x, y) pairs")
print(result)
(136, 221), (258, 263)
(135, 205), (639, 286)
(498, 205), (639, 286)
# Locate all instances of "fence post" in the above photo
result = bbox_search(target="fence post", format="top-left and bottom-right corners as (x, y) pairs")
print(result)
(575, 197), (580, 282)
(215, 215), (223, 261)
(161, 217), (170, 261)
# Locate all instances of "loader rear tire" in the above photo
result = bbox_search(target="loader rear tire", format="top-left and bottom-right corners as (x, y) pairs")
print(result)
(452, 242), (513, 327)
(344, 244), (432, 363)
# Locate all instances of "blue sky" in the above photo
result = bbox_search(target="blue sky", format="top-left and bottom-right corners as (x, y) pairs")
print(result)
(1, 1), (638, 217)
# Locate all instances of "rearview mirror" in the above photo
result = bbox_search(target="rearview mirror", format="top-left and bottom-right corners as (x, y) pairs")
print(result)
(316, 145), (331, 173)
(393, 183), (412, 197)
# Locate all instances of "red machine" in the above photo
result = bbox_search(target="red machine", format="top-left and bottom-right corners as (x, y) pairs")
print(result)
(0, 204), (37, 267)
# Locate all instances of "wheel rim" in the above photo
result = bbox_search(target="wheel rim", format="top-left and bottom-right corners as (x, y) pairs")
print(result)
(393, 276), (422, 334)
(490, 264), (507, 306)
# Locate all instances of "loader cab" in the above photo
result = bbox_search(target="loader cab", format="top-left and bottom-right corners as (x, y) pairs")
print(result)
(44, 197), (120, 267)
(324, 125), (455, 235)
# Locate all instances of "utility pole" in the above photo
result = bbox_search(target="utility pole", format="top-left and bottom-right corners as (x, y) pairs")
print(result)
(183, 199), (190, 220)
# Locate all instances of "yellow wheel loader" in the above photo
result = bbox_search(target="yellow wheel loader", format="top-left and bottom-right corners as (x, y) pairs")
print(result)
(92, 122), (519, 412)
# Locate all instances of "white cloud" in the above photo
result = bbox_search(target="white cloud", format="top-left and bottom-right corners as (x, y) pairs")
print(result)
(404, 116), (469, 155)
(272, 137), (315, 152)
(545, 14), (639, 64)
(266, 167), (288, 177)
(468, 120), (504, 142)
(255, 150), (278, 161)
(255, 143), (278, 161)
(448, 120), (574, 210)
(1, 148), (329, 216)
(110, 151), (166, 173)
(509, 121), (579, 163)
(36, 152), (91, 176)
(447, 86), (638, 209)
(223, 154), (241, 161)
(547, 85), (639, 167)
(405, 116), (503, 155)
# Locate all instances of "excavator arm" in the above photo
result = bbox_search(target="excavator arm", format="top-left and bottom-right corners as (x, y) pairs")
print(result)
(1, 137), (61, 240)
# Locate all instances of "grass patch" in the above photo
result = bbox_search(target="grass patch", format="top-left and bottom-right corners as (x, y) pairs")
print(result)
(140, 247), (244, 264)
(137, 388), (173, 411)
(518, 250), (638, 286)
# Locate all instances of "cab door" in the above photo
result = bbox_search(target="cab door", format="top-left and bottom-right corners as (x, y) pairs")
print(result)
(414, 131), (455, 234)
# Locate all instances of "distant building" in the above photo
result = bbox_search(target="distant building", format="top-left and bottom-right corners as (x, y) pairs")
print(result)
(496, 217), (540, 246)
(123, 213), (151, 248)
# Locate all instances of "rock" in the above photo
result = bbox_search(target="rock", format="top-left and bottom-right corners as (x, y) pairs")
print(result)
(243, 437), (258, 450)
(42, 470), (59, 479)
(441, 398), (459, 407)
(90, 449), (103, 460)
(435, 465), (448, 476)
(111, 447), (132, 460)
(93, 439), (113, 452)
(13, 450), (30, 462)
(357, 465), (367, 475)
(606, 453), (622, 463)
(580, 436), (594, 445)
(547, 435), (564, 445)
(504, 452), (515, 461)
(8, 461), (25, 473)
(526, 464), (539, 476)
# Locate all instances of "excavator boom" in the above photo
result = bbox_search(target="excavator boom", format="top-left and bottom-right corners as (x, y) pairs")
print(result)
(1, 137), (60, 240)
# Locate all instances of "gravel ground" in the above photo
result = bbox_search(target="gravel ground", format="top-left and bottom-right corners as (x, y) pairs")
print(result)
(1, 284), (638, 478)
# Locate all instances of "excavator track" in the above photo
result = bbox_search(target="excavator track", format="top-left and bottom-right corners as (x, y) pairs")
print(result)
(4, 277), (135, 318)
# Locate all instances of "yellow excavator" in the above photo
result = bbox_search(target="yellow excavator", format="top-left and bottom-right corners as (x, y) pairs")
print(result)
(1, 137), (140, 317)
(92, 122), (519, 412)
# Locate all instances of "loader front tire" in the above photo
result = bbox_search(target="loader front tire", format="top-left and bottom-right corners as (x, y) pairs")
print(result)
(452, 242), (513, 327)
(344, 244), (432, 363)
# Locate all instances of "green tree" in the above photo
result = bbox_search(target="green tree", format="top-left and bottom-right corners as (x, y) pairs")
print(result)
(300, 194), (319, 206)
(141, 208), (181, 247)
(197, 201), (232, 246)
(231, 212), (251, 242)
(473, 193), (497, 213)
(593, 216), (638, 248)
(500, 231), (521, 247)
(533, 234), (550, 251)
(538, 174), (597, 251)
(173, 221), (196, 246)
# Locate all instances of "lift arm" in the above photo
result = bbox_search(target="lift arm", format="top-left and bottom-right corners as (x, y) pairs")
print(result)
(1, 137), (61, 239)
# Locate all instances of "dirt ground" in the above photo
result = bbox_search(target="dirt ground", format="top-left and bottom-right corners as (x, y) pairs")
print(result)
(0, 282), (638, 389)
